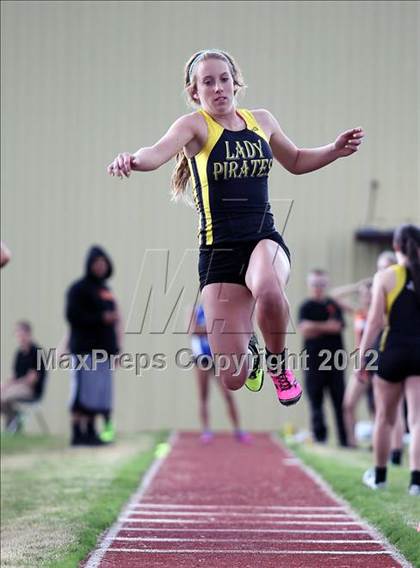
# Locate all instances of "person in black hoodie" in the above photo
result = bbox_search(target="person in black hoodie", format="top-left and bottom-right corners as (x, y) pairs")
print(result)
(298, 269), (348, 447)
(66, 246), (122, 446)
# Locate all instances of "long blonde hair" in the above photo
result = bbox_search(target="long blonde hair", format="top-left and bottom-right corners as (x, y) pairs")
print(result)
(171, 49), (246, 201)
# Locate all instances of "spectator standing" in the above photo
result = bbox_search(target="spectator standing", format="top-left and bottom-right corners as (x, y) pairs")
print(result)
(66, 246), (122, 446)
(298, 269), (348, 447)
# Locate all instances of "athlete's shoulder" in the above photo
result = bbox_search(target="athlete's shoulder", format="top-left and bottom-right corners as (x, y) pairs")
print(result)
(172, 111), (204, 130)
(382, 263), (403, 279)
(249, 108), (271, 119)
(374, 264), (401, 294)
(248, 109), (277, 138)
(250, 108), (277, 122)
(182, 110), (210, 135)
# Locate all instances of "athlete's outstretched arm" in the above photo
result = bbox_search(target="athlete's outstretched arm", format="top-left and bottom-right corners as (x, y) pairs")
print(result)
(265, 111), (364, 175)
(107, 115), (196, 178)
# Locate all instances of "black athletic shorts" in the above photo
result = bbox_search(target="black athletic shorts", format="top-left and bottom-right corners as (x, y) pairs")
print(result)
(378, 346), (420, 383)
(198, 231), (291, 291)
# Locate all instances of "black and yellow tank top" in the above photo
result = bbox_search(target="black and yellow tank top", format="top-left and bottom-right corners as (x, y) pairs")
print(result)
(188, 108), (276, 246)
(380, 264), (420, 350)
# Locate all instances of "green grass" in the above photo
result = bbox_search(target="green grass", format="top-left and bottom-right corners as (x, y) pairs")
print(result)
(1, 431), (168, 567)
(1, 433), (67, 455)
(284, 438), (420, 567)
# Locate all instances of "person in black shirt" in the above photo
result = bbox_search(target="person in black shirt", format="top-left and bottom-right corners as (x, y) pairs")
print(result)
(65, 246), (122, 446)
(298, 269), (348, 447)
(1, 321), (47, 430)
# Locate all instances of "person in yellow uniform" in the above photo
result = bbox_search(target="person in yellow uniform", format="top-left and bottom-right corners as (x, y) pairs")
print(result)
(331, 253), (399, 449)
(358, 225), (420, 495)
(108, 49), (364, 409)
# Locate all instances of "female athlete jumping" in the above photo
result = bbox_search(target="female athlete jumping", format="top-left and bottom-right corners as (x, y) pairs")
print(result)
(107, 49), (364, 407)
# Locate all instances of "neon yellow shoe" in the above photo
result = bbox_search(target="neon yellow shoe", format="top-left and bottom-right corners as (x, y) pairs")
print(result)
(99, 421), (116, 443)
(245, 334), (264, 392)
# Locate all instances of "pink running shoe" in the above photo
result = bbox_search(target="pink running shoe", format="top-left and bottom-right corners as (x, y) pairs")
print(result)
(270, 369), (302, 406)
(200, 431), (214, 444)
(234, 430), (253, 444)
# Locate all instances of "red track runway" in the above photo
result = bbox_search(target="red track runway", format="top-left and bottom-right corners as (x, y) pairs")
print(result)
(83, 432), (408, 567)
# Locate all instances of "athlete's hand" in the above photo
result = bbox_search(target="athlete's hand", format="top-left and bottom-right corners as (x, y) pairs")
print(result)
(107, 152), (135, 178)
(334, 127), (365, 157)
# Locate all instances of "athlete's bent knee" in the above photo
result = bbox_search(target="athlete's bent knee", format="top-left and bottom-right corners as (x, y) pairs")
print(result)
(221, 368), (247, 391)
(256, 288), (288, 314)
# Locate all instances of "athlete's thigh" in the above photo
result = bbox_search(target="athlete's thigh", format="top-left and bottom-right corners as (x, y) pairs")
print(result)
(373, 375), (404, 418)
(201, 282), (254, 355)
(404, 375), (420, 424)
(245, 238), (290, 293)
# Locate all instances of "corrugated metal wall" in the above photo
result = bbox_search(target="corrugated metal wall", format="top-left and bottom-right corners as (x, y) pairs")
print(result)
(1, 1), (418, 434)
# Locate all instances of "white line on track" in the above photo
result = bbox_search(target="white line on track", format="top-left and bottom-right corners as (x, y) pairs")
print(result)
(117, 528), (371, 534)
(106, 548), (394, 555)
(126, 511), (351, 518)
(282, 458), (302, 465)
(132, 504), (346, 511)
(108, 537), (382, 544)
(120, 518), (361, 525)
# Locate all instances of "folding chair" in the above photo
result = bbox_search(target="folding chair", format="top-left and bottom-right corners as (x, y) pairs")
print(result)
(14, 400), (50, 434)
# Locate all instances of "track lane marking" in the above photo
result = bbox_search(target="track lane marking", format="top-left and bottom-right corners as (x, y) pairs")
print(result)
(108, 537), (382, 544)
(131, 504), (346, 510)
(106, 548), (394, 555)
(126, 511), (352, 518)
(120, 518), (361, 525)
(116, 528), (371, 534)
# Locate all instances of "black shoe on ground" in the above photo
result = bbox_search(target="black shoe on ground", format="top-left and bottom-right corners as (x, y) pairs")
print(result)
(71, 432), (90, 446)
(85, 432), (109, 446)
